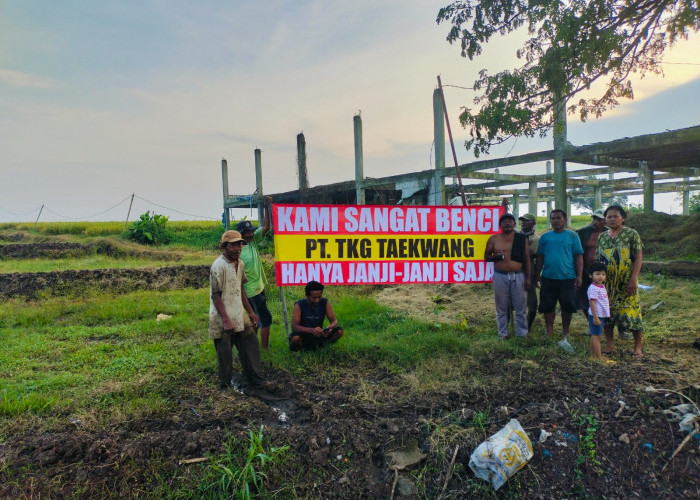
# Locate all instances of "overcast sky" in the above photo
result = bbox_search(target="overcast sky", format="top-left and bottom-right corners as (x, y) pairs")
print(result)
(1, 1), (699, 223)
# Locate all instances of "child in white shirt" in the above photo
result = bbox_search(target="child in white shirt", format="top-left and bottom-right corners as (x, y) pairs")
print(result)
(587, 262), (610, 359)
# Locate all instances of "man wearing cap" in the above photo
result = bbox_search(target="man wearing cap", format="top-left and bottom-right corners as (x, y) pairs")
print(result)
(536, 210), (584, 338)
(575, 209), (607, 313)
(518, 213), (539, 332)
(236, 197), (273, 350)
(484, 213), (531, 340)
(209, 230), (267, 390)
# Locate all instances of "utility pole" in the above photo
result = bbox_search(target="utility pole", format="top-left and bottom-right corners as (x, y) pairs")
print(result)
(123, 193), (135, 232)
(35, 204), (44, 224)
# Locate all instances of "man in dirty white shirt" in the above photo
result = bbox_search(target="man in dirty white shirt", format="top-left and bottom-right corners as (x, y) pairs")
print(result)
(209, 230), (270, 390)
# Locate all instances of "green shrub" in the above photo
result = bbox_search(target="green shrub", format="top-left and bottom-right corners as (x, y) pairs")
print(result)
(127, 212), (172, 245)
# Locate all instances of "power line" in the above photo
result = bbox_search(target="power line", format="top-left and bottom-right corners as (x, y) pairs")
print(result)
(134, 195), (218, 220)
(0, 203), (43, 216)
(442, 84), (475, 90)
(42, 195), (132, 220)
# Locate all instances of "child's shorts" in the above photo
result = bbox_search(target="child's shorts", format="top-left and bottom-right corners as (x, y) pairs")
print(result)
(587, 314), (605, 336)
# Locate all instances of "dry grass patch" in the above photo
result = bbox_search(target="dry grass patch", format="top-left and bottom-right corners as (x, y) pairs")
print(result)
(375, 283), (494, 326)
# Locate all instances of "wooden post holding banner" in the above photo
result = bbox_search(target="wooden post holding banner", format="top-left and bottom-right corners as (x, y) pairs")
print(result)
(123, 193), (135, 232)
(279, 286), (290, 338)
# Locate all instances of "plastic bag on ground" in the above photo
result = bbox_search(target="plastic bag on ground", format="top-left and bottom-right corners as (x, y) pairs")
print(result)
(558, 337), (575, 352)
(469, 418), (533, 490)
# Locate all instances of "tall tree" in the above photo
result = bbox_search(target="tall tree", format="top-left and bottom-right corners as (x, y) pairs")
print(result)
(437, 0), (699, 157)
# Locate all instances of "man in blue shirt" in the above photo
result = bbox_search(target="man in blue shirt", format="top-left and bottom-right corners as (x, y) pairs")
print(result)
(536, 210), (584, 338)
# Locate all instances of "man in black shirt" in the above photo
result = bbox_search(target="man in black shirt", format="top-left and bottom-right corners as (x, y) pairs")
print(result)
(289, 281), (344, 351)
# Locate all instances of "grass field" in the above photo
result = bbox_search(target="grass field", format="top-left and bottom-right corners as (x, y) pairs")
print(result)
(1, 219), (699, 499)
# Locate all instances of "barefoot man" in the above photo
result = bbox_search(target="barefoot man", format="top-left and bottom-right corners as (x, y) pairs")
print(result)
(484, 213), (531, 340)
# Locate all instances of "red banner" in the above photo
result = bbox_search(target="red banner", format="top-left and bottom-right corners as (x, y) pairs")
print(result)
(273, 204), (504, 286)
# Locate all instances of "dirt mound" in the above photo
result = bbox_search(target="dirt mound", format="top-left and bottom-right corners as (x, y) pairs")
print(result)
(627, 212), (700, 260)
(0, 240), (184, 260)
(0, 265), (210, 300)
(0, 231), (27, 242)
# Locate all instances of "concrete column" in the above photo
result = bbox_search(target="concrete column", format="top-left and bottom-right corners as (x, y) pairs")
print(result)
(221, 159), (230, 229)
(297, 133), (308, 189)
(512, 191), (520, 219)
(567, 196), (572, 222)
(546, 160), (553, 226)
(254, 149), (264, 224)
(433, 89), (446, 205)
(353, 114), (365, 205)
(528, 181), (537, 216)
(640, 161), (653, 214)
(553, 91), (568, 210)
(682, 177), (690, 215)
(593, 186), (602, 210)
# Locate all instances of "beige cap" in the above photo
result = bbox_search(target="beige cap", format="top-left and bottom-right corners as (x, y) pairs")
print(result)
(219, 230), (247, 246)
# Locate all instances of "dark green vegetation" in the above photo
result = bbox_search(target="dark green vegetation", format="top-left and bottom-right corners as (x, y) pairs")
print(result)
(127, 212), (173, 246)
(1, 219), (698, 498)
(437, 0), (700, 155)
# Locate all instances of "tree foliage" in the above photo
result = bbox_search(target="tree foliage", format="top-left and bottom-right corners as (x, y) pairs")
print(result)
(690, 193), (700, 214)
(437, 0), (700, 156)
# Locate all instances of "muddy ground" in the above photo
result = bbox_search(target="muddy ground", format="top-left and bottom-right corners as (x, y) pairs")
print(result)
(1, 350), (698, 499)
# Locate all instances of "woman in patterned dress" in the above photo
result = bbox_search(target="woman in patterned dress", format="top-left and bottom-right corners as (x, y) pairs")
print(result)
(595, 205), (644, 358)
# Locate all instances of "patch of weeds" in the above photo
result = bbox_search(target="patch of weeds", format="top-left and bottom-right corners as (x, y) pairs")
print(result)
(571, 409), (602, 496)
(431, 294), (446, 315)
(456, 314), (470, 331)
(198, 426), (289, 500)
(471, 407), (491, 433)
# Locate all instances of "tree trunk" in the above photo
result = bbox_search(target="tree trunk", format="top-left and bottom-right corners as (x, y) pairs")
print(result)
(553, 90), (567, 212)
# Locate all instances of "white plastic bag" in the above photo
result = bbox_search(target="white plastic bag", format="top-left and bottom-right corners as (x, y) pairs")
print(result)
(469, 418), (533, 490)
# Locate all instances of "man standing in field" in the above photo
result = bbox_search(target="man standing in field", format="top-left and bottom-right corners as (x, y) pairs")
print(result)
(236, 196), (273, 350)
(536, 210), (584, 338)
(484, 213), (531, 340)
(209, 230), (268, 390)
(575, 209), (607, 313)
(518, 213), (539, 333)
